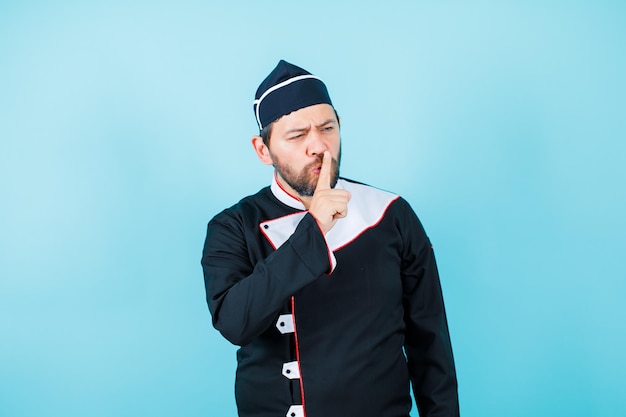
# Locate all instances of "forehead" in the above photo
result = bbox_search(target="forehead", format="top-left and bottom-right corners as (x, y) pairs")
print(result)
(273, 103), (337, 131)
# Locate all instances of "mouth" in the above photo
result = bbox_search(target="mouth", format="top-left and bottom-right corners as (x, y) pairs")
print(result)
(310, 161), (323, 174)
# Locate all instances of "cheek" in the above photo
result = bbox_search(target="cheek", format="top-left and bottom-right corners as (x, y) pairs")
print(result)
(330, 140), (341, 158)
(271, 150), (303, 171)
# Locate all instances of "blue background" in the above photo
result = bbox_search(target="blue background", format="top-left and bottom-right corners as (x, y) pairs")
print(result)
(1, 1), (624, 416)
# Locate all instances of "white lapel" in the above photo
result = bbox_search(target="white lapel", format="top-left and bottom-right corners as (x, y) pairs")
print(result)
(261, 177), (399, 253)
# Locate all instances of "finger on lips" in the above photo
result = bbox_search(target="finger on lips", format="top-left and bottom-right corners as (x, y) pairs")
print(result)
(315, 151), (332, 192)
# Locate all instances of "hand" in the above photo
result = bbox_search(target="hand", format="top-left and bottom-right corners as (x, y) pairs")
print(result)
(308, 151), (351, 234)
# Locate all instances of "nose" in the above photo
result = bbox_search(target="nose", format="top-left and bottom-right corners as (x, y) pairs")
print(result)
(306, 130), (327, 157)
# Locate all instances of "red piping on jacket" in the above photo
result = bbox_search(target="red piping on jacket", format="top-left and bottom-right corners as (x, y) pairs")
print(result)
(274, 171), (305, 207)
(291, 296), (307, 417)
(331, 195), (400, 252)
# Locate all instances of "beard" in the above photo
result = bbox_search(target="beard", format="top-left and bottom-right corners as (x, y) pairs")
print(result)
(272, 148), (341, 197)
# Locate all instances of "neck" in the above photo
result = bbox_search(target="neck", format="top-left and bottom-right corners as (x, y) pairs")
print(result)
(299, 196), (312, 210)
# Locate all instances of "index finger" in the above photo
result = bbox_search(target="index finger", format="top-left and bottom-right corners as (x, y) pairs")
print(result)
(315, 151), (332, 192)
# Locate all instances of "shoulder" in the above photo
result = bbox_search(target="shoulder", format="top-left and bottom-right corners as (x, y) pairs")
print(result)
(209, 186), (273, 225)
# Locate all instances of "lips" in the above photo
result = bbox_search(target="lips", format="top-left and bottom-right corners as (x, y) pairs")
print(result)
(311, 155), (324, 173)
(309, 161), (323, 174)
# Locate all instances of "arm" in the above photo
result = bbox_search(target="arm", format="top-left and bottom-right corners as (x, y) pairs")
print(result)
(202, 211), (330, 346)
(398, 200), (460, 416)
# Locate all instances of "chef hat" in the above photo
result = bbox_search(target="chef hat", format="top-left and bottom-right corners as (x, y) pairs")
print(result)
(253, 60), (333, 131)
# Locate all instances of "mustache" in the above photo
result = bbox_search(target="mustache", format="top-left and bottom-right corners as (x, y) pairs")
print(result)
(313, 153), (324, 165)
(308, 153), (333, 169)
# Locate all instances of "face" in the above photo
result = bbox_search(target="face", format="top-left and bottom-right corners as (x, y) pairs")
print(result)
(272, 145), (341, 197)
(253, 103), (341, 198)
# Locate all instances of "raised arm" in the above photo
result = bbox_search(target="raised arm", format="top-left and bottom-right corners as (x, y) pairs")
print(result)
(201, 211), (330, 346)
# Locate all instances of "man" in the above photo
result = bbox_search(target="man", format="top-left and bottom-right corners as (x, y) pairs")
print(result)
(202, 60), (459, 417)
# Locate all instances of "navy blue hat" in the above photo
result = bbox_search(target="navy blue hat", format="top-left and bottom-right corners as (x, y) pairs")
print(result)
(253, 60), (333, 130)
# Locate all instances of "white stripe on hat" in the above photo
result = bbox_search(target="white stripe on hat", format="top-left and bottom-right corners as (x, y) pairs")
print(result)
(253, 74), (324, 130)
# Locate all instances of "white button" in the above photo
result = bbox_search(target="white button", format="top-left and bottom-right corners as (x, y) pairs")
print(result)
(286, 405), (304, 417)
(276, 314), (294, 334)
(282, 361), (301, 379)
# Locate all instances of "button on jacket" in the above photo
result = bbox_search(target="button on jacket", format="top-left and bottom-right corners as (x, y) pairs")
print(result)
(202, 177), (459, 417)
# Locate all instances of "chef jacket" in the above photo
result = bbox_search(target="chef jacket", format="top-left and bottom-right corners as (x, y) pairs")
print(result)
(202, 176), (459, 417)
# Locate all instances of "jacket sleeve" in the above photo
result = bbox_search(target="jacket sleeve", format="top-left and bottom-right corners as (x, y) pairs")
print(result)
(201, 211), (331, 346)
(398, 199), (460, 417)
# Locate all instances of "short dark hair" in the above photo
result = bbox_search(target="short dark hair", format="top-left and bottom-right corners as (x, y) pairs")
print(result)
(260, 107), (340, 146)
(260, 122), (273, 146)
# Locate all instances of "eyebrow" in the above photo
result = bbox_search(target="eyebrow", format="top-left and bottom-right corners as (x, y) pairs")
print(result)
(284, 126), (309, 136)
(284, 119), (338, 136)
(316, 119), (337, 128)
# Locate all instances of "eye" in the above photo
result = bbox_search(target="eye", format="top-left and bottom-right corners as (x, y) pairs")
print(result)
(288, 133), (305, 140)
(322, 126), (334, 132)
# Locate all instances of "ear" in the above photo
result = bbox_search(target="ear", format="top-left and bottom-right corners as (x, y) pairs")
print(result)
(251, 136), (273, 165)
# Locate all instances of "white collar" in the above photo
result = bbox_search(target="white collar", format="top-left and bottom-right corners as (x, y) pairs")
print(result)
(269, 172), (346, 211)
(270, 173), (306, 210)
